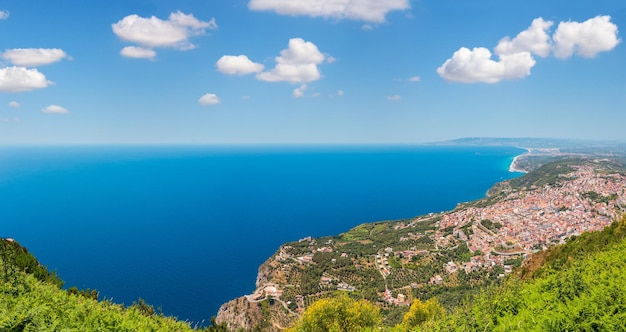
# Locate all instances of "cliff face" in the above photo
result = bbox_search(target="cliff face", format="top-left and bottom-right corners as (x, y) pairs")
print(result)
(216, 296), (263, 331)
(255, 258), (273, 288)
(216, 250), (299, 331)
(215, 260), (273, 331)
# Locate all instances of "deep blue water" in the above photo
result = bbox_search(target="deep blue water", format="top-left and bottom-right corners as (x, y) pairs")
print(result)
(0, 145), (523, 325)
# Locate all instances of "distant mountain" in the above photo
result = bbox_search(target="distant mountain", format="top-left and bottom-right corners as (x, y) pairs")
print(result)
(428, 137), (626, 149)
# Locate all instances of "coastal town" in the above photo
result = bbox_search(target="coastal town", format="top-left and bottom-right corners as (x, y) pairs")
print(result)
(216, 157), (626, 330)
(438, 161), (625, 274)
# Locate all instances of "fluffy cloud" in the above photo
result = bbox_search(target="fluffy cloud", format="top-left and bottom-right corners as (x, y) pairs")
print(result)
(120, 46), (156, 60)
(8, 101), (20, 108)
(257, 38), (326, 83)
(112, 11), (216, 58)
(552, 15), (621, 59)
(248, 0), (409, 23)
(495, 18), (553, 57)
(437, 47), (536, 83)
(0, 66), (50, 92)
(198, 93), (220, 106)
(216, 55), (264, 75)
(2, 48), (71, 66)
(387, 94), (401, 101)
(0, 10), (8, 20)
(42, 105), (69, 114)
(438, 15), (619, 83)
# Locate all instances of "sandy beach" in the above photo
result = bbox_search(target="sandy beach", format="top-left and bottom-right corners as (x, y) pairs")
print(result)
(509, 149), (531, 173)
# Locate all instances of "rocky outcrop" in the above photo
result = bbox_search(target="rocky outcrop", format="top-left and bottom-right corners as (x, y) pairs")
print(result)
(215, 296), (263, 331)
(216, 249), (298, 331)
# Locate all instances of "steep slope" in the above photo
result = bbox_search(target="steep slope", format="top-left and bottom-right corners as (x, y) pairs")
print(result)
(420, 215), (626, 331)
(0, 239), (197, 331)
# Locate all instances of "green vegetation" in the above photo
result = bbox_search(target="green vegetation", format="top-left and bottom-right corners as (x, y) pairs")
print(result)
(479, 219), (502, 231)
(289, 215), (626, 331)
(0, 238), (226, 331)
(420, 216), (626, 331)
(0, 239), (63, 288)
(288, 294), (381, 332)
(399, 298), (444, 331)
(581, 191), (618, 204)
(509, 159), (579, 189)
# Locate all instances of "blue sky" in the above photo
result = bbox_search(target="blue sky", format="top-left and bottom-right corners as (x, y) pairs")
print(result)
(0, 0), (624, 144)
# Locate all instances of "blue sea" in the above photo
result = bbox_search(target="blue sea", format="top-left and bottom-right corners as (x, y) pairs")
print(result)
(0, 145), (523, 325)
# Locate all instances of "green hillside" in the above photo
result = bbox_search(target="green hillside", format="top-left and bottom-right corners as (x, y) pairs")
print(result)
(0, 238), (203, 331)
(416, 215), (626, 331)
(289, 215), (626, 331)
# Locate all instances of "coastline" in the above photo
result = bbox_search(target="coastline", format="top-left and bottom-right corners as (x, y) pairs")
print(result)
(509, 148), (531, 173)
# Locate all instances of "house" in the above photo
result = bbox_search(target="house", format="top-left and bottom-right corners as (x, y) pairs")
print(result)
(430, 275), (443, 285)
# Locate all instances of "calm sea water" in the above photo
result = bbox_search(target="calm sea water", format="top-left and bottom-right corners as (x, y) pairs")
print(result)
(0, 145), (523, 325)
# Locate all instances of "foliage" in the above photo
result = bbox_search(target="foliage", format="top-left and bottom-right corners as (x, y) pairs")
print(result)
(399, 298), (444, 331)
(581, 191), (618, 204)
(480, 219), (502, 231)
(67, 286), (99, 301)
(288, 294), (382, 332)
(0, 239), (63, 288)
(529, 215), (626, 279)
(508, 159), (579, 189)
(0, 239), (199, 331)
(420, 216), (626, 331)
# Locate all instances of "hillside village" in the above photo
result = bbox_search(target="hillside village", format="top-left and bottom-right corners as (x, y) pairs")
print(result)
(216, 158), (626, 331)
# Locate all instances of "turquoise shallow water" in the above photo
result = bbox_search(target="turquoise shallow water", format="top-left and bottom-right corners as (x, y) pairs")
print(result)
(0, 145), (523, 325)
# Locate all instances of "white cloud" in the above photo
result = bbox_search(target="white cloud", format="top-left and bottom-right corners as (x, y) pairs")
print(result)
(336, 89), (344, 96)
(198, 93), (220, 106)
(112, 11), (216, 58)
(495, 18), (553, 57)
(552, 15), (621, 59)
(387, 94), (401, 101)
(293, 84), (307, 98)
(438, 15), (620, 84)
(408, 76), (421, 82)
(0, 10), (8, 20)
(248, 0), (409, 23)
(0, 66), (51, 92)
(361, 24), (374, 31)
(120, 46), (156, 60)
(42, 105), (69, 114)
(8, 101), (20, 108)
(2, 48), (71, 66)
(257, 38), (326, 83)
(216, 55), (264, 75)
(437, 47), (536, 83)
(169, 11), (217, 30)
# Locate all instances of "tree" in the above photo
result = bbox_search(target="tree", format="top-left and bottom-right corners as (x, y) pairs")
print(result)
(288, 295), (381, 331)
(400, 298), (444, 330)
